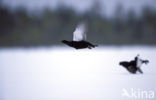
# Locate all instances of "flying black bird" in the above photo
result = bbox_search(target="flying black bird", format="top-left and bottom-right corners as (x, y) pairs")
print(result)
(119, 55), (149, 74)
(62, 22), (97, 49)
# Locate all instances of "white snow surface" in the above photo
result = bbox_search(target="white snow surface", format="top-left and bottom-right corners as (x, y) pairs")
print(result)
(0, 46), (156, 100)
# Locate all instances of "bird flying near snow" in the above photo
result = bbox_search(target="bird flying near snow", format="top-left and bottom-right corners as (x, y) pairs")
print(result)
(62, 22), (97, 49)
(119, 55), (149, 74)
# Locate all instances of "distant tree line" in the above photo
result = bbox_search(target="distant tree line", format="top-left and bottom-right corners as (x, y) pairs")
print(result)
(0, 1), (156, 47)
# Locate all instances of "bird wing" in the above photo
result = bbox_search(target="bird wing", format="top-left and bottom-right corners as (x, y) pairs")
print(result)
(136, 56), (143, 68)
(137, 67), (143, 73)
(73, 22), (86, 41)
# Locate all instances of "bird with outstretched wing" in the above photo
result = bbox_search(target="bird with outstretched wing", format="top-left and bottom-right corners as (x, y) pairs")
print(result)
(62, 21), (97, 49)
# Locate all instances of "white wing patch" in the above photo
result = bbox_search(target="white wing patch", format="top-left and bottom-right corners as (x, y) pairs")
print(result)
(136, 56), (142, 68)
(73, 22), (86, 41)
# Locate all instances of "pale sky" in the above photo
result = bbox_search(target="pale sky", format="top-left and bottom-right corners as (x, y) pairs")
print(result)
(2, 0), (156, 16)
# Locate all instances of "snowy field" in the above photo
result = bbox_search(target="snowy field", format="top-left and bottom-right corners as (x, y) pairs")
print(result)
(0, 46), (156, 100)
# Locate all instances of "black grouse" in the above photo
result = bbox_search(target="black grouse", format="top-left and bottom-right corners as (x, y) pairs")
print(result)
(119, 55), (149, 74)
(62, 22), (97, 49)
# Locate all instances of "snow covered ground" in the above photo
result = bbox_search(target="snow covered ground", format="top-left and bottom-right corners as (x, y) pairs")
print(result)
(0, 46), (156, 100)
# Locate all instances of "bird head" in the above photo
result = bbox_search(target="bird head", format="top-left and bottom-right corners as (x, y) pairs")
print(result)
(62, 40), (69, 44)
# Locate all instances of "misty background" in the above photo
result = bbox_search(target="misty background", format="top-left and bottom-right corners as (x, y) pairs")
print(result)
(0, 0), (156, 47)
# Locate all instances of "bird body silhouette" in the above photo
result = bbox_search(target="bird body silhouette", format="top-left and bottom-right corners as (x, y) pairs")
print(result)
(62, 22), (97, 49)
(62, 40), (97, 49)
(119, 55), (149, 74)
